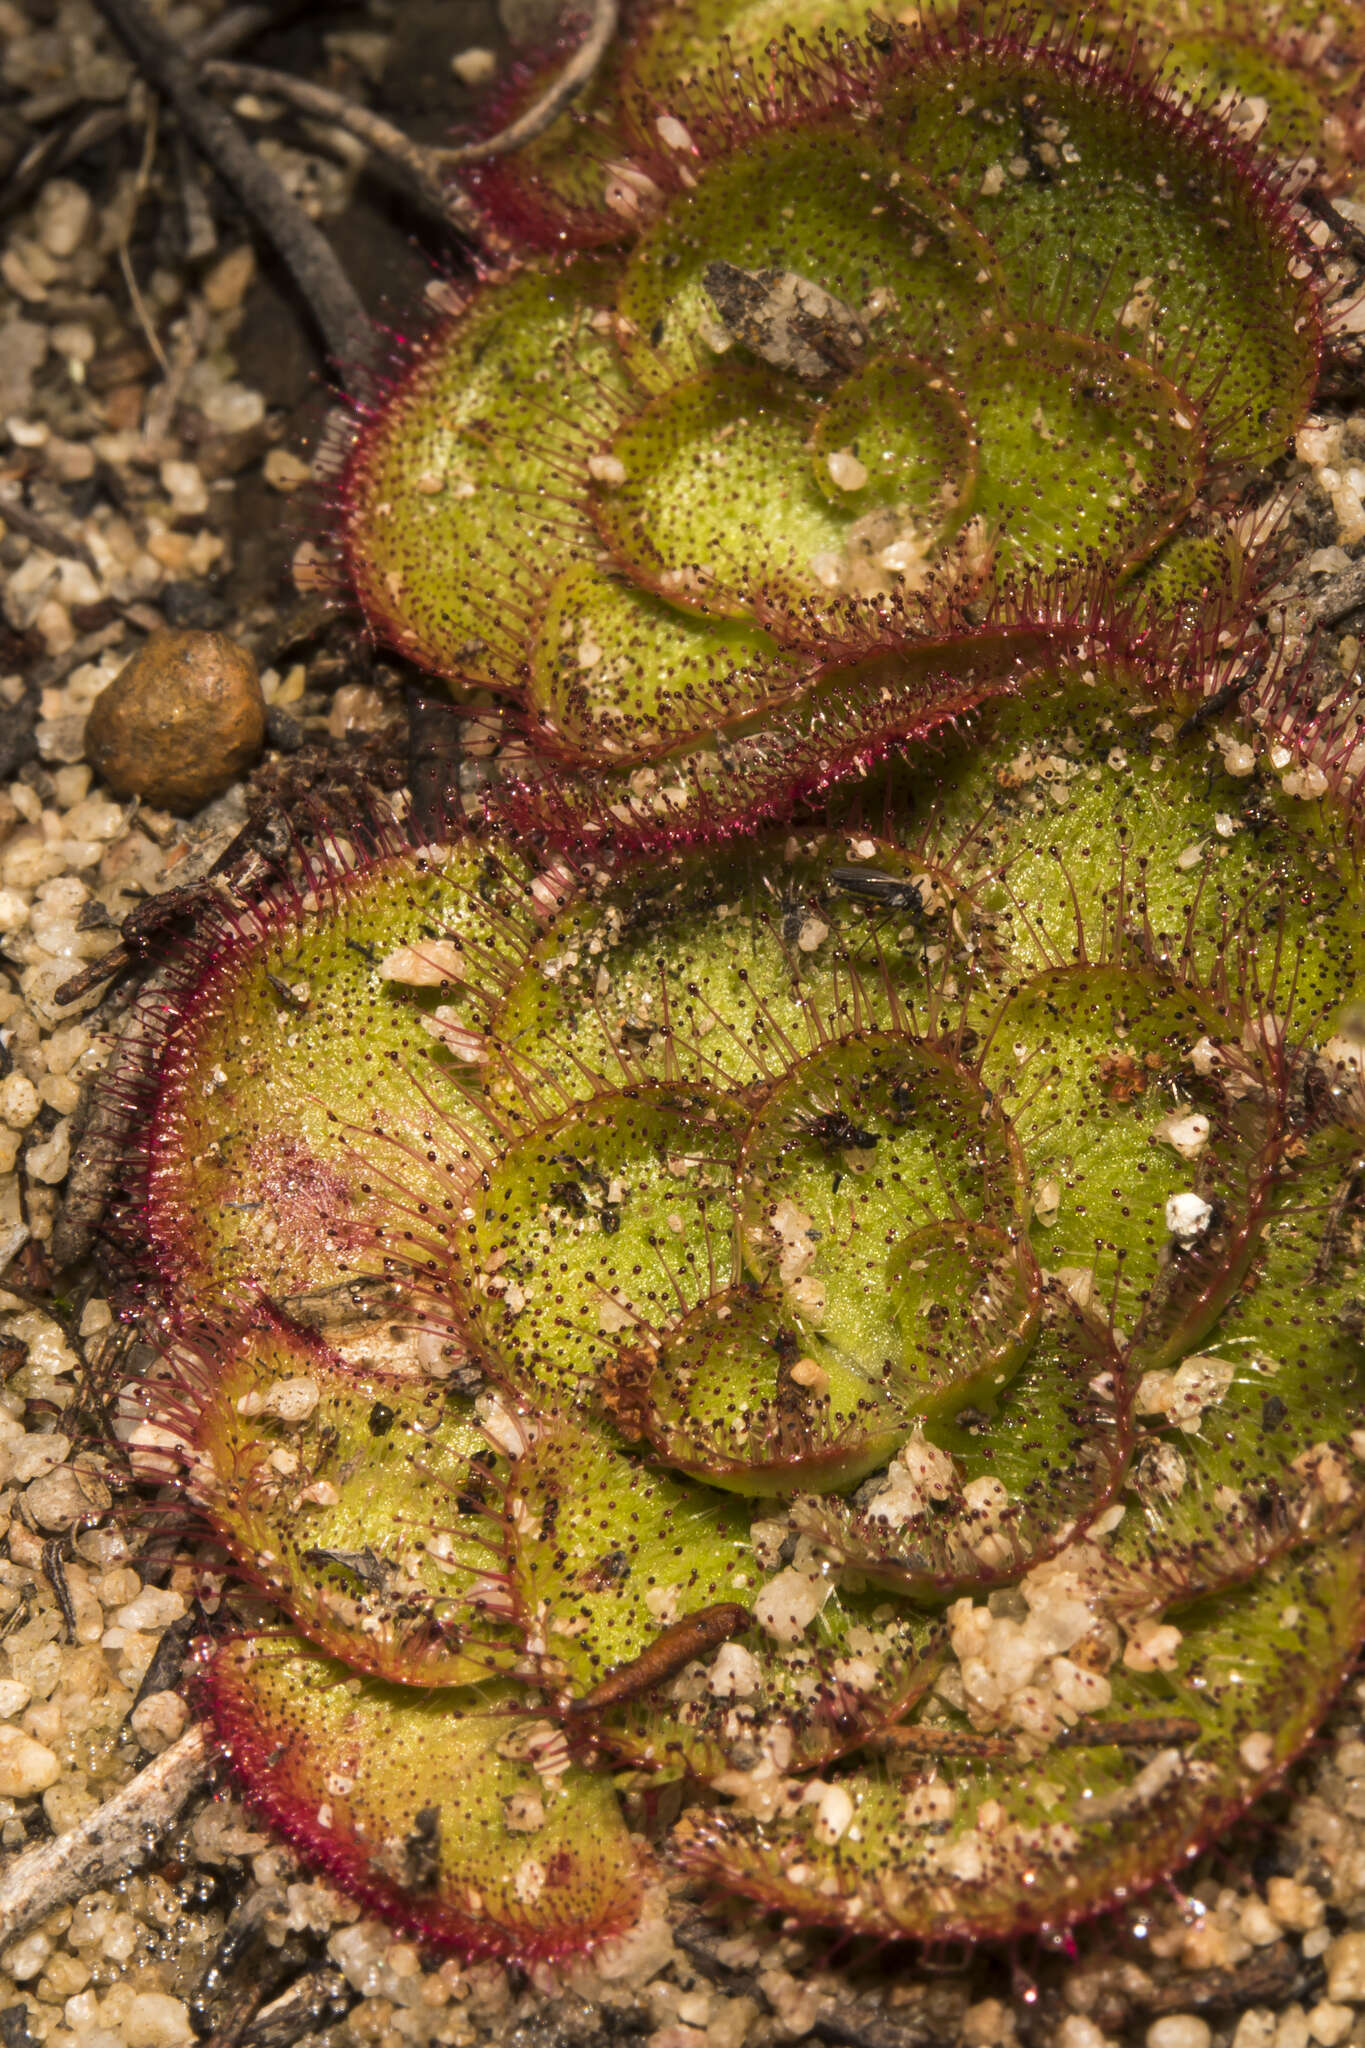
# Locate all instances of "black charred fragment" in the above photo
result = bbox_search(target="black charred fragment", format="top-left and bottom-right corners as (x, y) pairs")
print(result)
(406, 687), (466, 841)
(190, 1895), (272, 2037)
(403, 1804), (443, 1889)
(134, 1605), (200, 1705)
(39, 1540), (77, 1645)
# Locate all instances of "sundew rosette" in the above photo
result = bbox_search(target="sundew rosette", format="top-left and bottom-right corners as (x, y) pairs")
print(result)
(106, 0), (1365, 1967)
(123, 638), (1365, 1952)
(338, 12), (1323, 845)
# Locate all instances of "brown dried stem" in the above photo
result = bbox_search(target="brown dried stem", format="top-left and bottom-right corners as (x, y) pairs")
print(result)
(435, 0), (620, 164)
(0, 1722), (211, 1943)
(87, 0), (374, 387)
(204, 0), (620, 206)
(201, 62), (482, 238)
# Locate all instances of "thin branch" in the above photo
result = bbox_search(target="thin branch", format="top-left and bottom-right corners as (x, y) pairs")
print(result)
(1302, 182), (1365, 262)
(202, 61), (482, 238)
(116, 98), (172, 377)
(182, 3), (280, 62)
(0, 493), (99, 573)
(87, 0), (374, 388)
(205, 0), (620, 195)
(0, 1722), (211, 1943)
(436, 0), (620, 164)
(1306, 553), (1365, 628)
(241, 1968), (354, 2048)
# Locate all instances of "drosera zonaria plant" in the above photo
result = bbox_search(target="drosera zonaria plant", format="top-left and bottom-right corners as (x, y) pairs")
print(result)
(113, 0), (1365, 1963)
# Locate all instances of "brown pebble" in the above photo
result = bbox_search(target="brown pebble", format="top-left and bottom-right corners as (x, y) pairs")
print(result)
(85, 628), (265, 812)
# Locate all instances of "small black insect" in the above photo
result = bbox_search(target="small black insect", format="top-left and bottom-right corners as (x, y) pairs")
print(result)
(801, 1108), (879, 1152)
(828, 866), (924, 914)
(1177, 660), (1264, 739)
(403, 1804), (442, 1889)
(456, 1459), (492, 1514)
(265, 971), (308, 1011)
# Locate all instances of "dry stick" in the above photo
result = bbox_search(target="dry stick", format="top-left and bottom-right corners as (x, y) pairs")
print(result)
(440, 0), (619, 163)
(118, 99), (172, 378)
(204, 0), (620, 204)
(1308, 553), (1365, 628)
(201, 61), (482, 238)
(0, 1722), (211, 1944)
(0, 494), (99, 574)
(87, 0), (373, 389)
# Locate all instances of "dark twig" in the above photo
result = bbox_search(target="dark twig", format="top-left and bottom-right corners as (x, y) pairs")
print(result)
(0, 495), (98, 574)
(133, 1605), (199, 1706)
(438, 0), (619, 163)
(1306, 553), (1365, 628)
(239, 1969), (355, 2048)
(40, 1541), (77, 1646)
(1302, 183), (1365, 262)
(1053, 1714), (1201, 1750)
(1140, 1942), (1307, 2016)
(203, 62), (483, 237)
(866, 1714), (1202, 1761)
(190, 1893), (274, 2039)
(205, 0), (620, 197)
(813, 2007), (947, 2048)
(87, 0), (373, 386)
